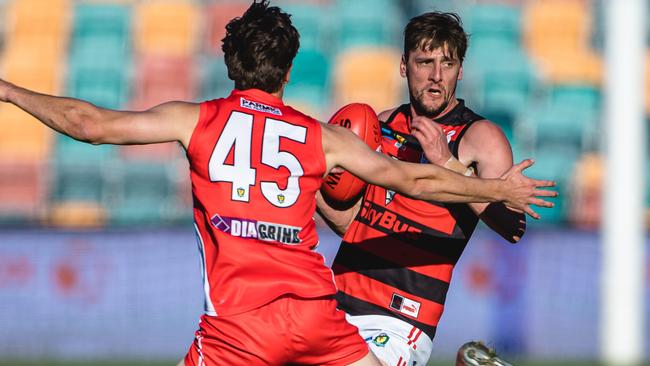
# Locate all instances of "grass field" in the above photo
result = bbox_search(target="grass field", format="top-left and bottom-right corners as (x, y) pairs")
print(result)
(1, 360), (645, 366)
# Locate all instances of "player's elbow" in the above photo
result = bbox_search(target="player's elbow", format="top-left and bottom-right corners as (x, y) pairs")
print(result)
(64, 106), (103, 145)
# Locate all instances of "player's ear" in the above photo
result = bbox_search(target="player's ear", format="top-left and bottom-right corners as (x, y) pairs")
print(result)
(458, 64), (463, 81)
(400, 55), (407, 78)
(284, 64), (292, 84)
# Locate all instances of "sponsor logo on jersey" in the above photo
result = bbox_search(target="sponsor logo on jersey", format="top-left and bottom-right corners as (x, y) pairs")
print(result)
(389, 293), (421, 318)
(371, 333), (390, 347)
(240, 98), (282, 116)
(445, 129), (456, 143)
(210, 213), (301, 245)
(359, 201), (423, 236)
(385, 189), (396, 205)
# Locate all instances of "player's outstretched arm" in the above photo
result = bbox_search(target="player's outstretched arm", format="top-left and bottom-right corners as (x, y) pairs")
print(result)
(315, 190), (362, 236)
(0, 79), (199, 148)
(322, 124), (557, 219)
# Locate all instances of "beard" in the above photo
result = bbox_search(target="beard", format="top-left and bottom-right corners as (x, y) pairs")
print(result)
(410, 88), (448, 118)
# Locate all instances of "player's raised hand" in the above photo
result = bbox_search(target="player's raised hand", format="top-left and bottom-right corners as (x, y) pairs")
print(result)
(410, 116), (451, 165)
(499, 159), (557, 219)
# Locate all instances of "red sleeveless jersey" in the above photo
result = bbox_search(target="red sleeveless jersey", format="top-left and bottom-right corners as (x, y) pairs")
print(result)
(333, 101), (484, 338)
(186, 89), (334, 316)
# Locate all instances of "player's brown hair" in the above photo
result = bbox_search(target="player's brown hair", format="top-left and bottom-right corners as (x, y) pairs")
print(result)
(222, 0), (299, 93)
(403, 12), (468, 62)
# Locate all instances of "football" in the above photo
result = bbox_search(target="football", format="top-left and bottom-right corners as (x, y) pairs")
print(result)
(320, 103), (382, 208)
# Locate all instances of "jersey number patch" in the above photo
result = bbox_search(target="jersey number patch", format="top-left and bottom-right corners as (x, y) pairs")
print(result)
(208, 111), (306, 207)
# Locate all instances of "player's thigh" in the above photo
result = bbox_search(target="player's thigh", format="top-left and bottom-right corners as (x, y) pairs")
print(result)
(348, 350), (384, 366)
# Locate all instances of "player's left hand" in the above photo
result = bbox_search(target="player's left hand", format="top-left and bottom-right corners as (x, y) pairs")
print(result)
(410, 116), (451, 165)
(499, 159), (557, 219)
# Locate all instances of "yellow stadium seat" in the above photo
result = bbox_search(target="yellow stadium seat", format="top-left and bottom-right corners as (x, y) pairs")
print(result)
(332, 47), (404, 113)
(47, 201), (107, 228)
(0, 105), (54, 160)
(5, 0), (70, 56)
(134, 1), (199, 56)
(568, 153), (602, 229)
(523, 0), (602, 84)
(3, 47), (61, 94)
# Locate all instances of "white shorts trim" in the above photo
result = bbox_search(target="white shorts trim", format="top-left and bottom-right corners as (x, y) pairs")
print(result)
(346, 314), (433, 366)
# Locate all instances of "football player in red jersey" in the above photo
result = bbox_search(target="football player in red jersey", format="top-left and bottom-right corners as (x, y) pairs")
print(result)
(317, 12), (532, 366)
(0, 2), (554, 365)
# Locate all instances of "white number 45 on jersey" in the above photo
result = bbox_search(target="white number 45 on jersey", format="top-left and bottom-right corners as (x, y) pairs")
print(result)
(208, 111), (306, 208)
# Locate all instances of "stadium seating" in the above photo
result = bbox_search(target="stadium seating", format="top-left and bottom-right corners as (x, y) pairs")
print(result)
(108, 161), (180, 225)
(334, 0), (402, 51)
(569, 153), (602, 229)
(199, 56), (232, 101)
(0, 105), (53, 160)
(283, 49), (331, 114)
(0, 159), (47, 222)
(522, 0), (602, 84)
(465, 3), (521, 48)
(131, 55), (195, 110)
(0, 0), (637, 228)
(134, 1), (199, 56)
(281, 2), (335, 53)
(332, 47), (403, 113)
(205, 1), (252, 54)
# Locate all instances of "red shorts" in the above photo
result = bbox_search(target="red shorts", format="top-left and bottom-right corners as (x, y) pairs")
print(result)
(183, 295), (369, 365)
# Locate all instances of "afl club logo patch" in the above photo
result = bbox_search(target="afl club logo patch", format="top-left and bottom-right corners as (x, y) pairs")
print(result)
(240, 98), (282, 116)
(371, 333), (390, 347)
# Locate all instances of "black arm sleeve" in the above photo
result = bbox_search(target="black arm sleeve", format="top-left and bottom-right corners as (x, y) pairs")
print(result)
(478, 202), (527, 243)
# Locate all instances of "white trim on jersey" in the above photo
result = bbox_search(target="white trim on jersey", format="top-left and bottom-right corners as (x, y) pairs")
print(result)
(194, 223), (217, 316)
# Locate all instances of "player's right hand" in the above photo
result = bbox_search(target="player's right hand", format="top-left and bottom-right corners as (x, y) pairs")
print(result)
(499, 159), (557, 219)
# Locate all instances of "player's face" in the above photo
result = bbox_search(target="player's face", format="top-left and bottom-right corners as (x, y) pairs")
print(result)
(401, 44), (462, 118)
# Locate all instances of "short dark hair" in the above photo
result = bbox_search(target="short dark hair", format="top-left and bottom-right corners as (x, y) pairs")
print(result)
(403, 12), (468, 62)
(222, 0), (299, 93)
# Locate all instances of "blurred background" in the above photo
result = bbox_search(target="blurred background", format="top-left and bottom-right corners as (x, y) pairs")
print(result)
(0, 0), (647, 365)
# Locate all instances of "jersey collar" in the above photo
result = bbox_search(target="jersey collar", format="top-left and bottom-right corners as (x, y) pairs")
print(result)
(230, 88), (285, 106)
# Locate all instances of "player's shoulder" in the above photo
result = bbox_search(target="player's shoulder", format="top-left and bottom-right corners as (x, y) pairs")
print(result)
(464, 118), (507, 141)
(377, 108), (398, 122)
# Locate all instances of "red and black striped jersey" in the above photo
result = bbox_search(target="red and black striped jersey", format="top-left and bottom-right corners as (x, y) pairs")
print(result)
(333, 101), (484, 339)
(187, 89), (335, 317)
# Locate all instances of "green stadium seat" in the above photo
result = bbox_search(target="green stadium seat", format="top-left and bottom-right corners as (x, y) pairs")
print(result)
(519, 97), (598, 152)
(51, 136), (116, 204)
(526, 146), (580, 225)
(71, 3), (131, 43)
(109, 162), (177, 226)
(200, 57), (233, 101)
(549, 84), (601, 112)
(66, 64), (130, 109)
(284, 49), (331, 112)
(463, 39), (536, 125)
(334, 0), (403, 50)
(465, 3), (522, 47)
(281, 3), (335, 53)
